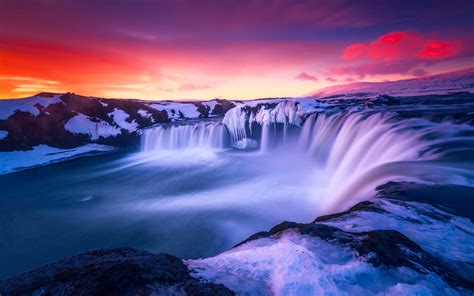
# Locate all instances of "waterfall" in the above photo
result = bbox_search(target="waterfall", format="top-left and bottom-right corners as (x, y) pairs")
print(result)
(298, 110), (474, 212)
(141, 121), (227, 152)
(222, 100), (303, 150)
(223, 103), (474, 212)
(140, 103), (474, 213)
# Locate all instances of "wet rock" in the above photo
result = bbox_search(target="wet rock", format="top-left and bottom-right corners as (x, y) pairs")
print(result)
(376, 181), (474, 222)
(313, 200), (387, 223)
(0, 247), (233, 296)
(235, 210), (474, 291)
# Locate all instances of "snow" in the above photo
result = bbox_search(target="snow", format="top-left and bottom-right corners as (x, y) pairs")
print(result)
(307, 67), (474, 98)
(108, 108), (138, 131)
(0, 94), (63, 120)
(137, 109), (151, 118)
(187, 231), (458, 295)
(0, 130), (8, 140)
(149, 102), (200, 119)
(203, 100), (219, 114)
(321, 199), (474, 263)
(0, 144), (116, 175)
(65, 114), (121, 140)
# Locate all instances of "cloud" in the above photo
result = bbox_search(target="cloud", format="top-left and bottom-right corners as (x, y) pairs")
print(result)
(326, 77), (338, 83)
(178, 83), (212, 91)
(333, 31), (472, 77)
(410, 68), (429, 77)
(296, 72), (318, 81)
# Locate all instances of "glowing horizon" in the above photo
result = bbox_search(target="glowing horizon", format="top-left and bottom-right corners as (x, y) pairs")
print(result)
(1, 0), (473, 100)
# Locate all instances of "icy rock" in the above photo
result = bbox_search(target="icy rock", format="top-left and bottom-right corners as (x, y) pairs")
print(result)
(233, 138), (258, 150)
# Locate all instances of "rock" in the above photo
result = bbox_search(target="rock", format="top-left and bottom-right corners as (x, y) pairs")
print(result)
(0, 247), (234, 296)
(376, 181), (474, 222)
(234, 204), (474, 291)
(313, 200), (387, 223)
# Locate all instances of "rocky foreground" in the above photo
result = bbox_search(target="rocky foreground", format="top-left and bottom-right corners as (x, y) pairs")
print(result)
(1, 182), (473, 295)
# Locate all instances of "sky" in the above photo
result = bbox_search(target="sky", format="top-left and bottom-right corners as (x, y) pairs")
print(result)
(1, 0), (473, 100)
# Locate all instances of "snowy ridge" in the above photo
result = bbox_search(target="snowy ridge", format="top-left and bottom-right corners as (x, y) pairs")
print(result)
(307, 67), (474, 98)
(0, 93), (235, 152)
(0, 94), (63, 120)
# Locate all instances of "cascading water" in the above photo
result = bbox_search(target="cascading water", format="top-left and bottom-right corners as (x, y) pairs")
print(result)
(141, 120), (227, 151)
(298, 111), (474, 212)
(222, 103), (474, 213)
(137, 99), (473, 213)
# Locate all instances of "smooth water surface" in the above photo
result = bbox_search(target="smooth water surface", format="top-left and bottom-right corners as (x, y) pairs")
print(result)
(0, 148), (323, 278)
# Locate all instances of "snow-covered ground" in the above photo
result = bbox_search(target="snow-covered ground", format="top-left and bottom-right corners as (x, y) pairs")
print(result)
(0, 144), (116, 175)
(64, 114), (122, 140)
(307, 67), (474, 98)
(0, 94), (63, 120)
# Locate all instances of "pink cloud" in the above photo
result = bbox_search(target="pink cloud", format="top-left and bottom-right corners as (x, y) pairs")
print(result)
(296, 72), (318, 81)
(334, 31), (472, 77)
(326, 77), (337, 83)
(178, 83), (212, 91)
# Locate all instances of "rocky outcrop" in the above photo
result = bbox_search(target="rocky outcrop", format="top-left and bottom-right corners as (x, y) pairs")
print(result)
(376, 181), (474, 221)
(0, 93), (235, 151)
(0, 247), (233, 296)
(235, 207), (474, 291)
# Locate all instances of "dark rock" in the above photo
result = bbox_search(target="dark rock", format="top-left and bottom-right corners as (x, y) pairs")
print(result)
(376, 181), (474, 222)
(235, 210), (474, 291)
(211, 99), (236, 116)
(0, 247), (233, 296)
(313, 201), (387, 223)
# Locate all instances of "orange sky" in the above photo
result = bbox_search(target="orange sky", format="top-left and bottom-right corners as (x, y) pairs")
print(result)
(1, 1), (473, 100)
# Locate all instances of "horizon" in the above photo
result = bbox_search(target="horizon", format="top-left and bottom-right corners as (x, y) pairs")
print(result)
(1, 0), (474, 100)
(4, 66), (473, 102)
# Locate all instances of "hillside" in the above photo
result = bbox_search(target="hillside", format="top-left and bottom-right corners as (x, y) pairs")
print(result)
(307, 68), (474, 98)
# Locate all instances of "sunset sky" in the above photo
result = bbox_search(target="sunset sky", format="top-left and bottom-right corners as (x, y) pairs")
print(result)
(1, 0), (473, 100)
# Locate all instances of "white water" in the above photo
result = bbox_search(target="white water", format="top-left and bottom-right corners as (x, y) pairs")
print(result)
(222, 108), (474, 212)
(141, 121), (226, 151)
(140, 108), (474, 214)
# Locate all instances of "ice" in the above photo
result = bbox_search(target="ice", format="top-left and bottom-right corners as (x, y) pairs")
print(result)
(187, 231), (458, 295)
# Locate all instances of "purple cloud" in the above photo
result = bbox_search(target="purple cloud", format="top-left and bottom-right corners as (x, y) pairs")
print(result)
(296, 72), (318, 82)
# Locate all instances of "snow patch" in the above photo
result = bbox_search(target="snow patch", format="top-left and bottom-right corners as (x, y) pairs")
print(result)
(0, 130), (8, 140)
(137, 109), (151, 118)
(149, 102), (200, 120)
(0, 144), (116, 175)
(65, 114), (121, 140)
(108, 108), (138, 131)
(0, 94), (63, 120)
